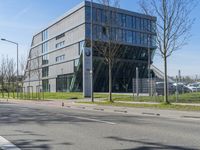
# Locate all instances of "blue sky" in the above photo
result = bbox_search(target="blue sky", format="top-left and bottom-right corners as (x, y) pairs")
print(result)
(0, 0), (199, 77)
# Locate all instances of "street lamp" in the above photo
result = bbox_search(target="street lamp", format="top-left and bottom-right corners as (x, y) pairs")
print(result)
(1, 38), (19, 99)
(90, 0), (94, 102)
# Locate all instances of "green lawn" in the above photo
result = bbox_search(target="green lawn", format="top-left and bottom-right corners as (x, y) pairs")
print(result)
(1, 92), (200, 103)
(109, 92), (200, 103)
(0, 92), (108, 100)
(78, 101), (200, 111)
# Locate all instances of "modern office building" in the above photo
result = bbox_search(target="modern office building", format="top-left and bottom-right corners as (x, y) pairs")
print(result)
(24, 1), (157, 96)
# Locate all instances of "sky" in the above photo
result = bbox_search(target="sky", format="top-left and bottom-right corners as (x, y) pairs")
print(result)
(0, 0), (200, 77)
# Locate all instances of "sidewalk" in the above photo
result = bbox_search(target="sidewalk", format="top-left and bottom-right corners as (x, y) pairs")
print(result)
(1, 98), (200, 121)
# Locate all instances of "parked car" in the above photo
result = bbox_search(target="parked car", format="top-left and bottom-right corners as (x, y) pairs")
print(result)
(156, 82), (176, 95)
(173, 83), (192, 94)
(187, 83), (200, 92)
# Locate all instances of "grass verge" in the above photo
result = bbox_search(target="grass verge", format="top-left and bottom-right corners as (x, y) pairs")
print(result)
(77, 101), (200, 111)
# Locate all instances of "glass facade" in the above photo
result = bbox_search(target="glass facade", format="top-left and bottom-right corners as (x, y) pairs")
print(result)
(56, 74), (73, 92)
(85, 6), (156, 47)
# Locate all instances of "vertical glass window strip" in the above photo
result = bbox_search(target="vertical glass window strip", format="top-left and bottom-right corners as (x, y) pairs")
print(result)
(126, 30), (132, 44)
(143, 19), (148, 31)
(116, 28), (122, 41)
(132, 16), (136, 29)
(93, 8), (97, 22)
(147, 19), (151, 32)
(97, 25), (102, 40)
(116, 13), (122, 26)
(136, 17), (141, 30)
(111, 11), (116, 25)
(42, 54), (49, 65)
(93, 25), (97, 40)
(144, 34), (148, 46)
(86, 24), (91, 38)
(132, 32), (136, 44)
(140, 18), (144, 31)
(136, 32), (141, 44)
(151, 20), (156, 33)
(126, 15), (133, 28)
(42, 42), (48, 53)
(122, 29), (126, 42)
(102, 10), (106, 24)
(86, 6), (91, 22)
(97, 9), (102, 23)
(42, 67), (49, 77)
(140, 33), (144, 45)
(122, 14), (126, 27)
(42, 30), (48, 41)
(111, 28), (116, 41)
(79, 41), (85, 55)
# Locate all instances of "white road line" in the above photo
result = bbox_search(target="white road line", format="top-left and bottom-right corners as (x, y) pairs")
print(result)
(0, 136), (21, 150)
(69, 115), (116, 125)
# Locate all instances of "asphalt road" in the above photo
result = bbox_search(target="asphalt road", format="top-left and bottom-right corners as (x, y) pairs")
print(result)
(0, 102), (200, 150)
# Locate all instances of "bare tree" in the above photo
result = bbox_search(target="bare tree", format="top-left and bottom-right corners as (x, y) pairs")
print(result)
(94, 0), (121, 102)
(139, 0), (197, 103)
(0, 55), (7, 98)
(6, 56), (16, 98)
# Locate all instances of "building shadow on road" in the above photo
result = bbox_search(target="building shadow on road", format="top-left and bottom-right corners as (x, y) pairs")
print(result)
(106, 136), (198, 150)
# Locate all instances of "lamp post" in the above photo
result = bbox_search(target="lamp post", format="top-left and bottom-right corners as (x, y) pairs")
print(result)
(90, 0), (94, 102)
(1, 38), (19, 99)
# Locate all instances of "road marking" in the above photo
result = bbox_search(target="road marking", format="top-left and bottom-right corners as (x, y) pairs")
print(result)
(69, 115), (116, 125)
(0, 136), (21, 150)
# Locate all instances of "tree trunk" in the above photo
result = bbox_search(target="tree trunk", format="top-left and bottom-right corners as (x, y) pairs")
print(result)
(164, 55), (169, 104)
(108, 60), (113, 103)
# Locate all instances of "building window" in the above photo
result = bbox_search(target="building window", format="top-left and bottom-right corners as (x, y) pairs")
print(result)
(126, 15), (133, 28)
(122, 14), (126, 27)
(116, 28), (122, 41)
(86, 23), (91, 38)
(136, 32), (141, 44)
(140, 33), (144, 45)
(132, 32), (136, 44)
(55, 41), (65, 49)
(122, 29), (126, 42)
(56, 33), (65, 40)
(42, 30), (48, 41)
(116, 13), (122, 26)
(132, 16), (136, 29)
(136, 17), (141, 30)
(111, 28), (116, 41)
(42, 67), (49, 77)
(56, 54), (65, 63)
(97, 8), (102, 23)
(102, 26), (108, 40)
(42, 42), (48, 53)
(42, 54), (49, 65)
(151, 20), (156, 33)
(42, 79), (49, 92)
(79, 41), (85, 55)
(85, 6), (91, 22)
(92, 8), (97, 22)
(126, 30), (132, 44)
(74, 59), (79, 72)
